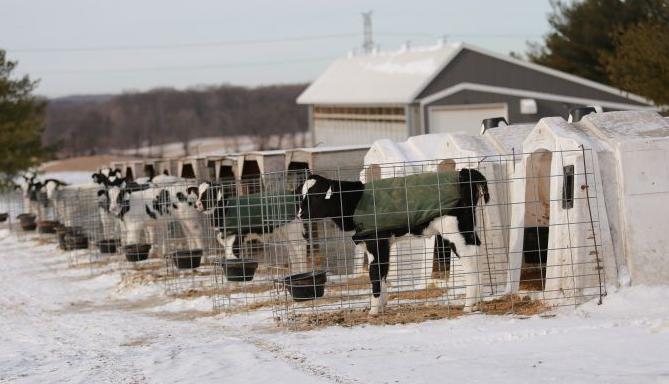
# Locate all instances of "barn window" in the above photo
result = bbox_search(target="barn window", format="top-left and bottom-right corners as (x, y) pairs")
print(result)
(562, 165), (575, 209)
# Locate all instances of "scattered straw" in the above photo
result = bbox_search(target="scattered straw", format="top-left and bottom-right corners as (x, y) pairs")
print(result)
(289, 294), (548, 330)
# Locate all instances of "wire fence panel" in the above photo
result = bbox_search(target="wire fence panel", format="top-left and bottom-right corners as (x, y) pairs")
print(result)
(0, 146), (605, 330)
(261, 149), (604, 329)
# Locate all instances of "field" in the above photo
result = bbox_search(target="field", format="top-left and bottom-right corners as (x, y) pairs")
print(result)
(1, 228), (668, 383)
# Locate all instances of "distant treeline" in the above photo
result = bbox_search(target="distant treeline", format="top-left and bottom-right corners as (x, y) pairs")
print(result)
(43, 84), (309, 157)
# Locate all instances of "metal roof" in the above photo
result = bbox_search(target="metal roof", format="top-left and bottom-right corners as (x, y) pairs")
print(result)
(297, 43), (460, 105)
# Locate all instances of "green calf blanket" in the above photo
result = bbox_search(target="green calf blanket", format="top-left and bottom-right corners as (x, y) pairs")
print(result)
(221, 191), (296, 235)
(353, 171), (461, 238)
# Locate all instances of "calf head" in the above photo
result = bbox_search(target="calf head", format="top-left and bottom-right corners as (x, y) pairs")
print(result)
(44, 179), (67, 201)
(97, 189), (110, 212)
(297, 175), (362, 221)
(107, 178), (148, 217)
(458, 168), (490, 207)
(189, 181), (226, 213)
(92, 168), (123, 186)
(151, 189), (175, 215)
(19, 173), (36, 198)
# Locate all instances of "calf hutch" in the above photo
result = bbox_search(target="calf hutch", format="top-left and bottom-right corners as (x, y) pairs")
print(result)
(506, 110), (669, 306)
(204, 155), (237, 182)
(360, 128), (535, 305)
(236, 150), (286, 195)
(154, 158), (179, 176)
(284, 145), (370, 184)
(298, 42), (654, 147)
(177, 156), (208, 180)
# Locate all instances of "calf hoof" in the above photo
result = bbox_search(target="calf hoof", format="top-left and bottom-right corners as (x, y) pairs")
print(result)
(369, 296), (385, 316)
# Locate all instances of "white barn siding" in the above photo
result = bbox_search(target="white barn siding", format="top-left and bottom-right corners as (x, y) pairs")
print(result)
(313, 105), (408, 146)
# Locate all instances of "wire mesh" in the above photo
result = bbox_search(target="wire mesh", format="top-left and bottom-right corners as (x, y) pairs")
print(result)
(262, 148), (605, 328)
(204, 177), (284, 314)
(0, 145), (606, 329)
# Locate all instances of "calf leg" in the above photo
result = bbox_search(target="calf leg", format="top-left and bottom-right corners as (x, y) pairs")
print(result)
(216, 233), (239, 259)
(283, 221), (308, 273)
(180, 217), (204, 251)
(366, 237), (390, 316)
(428, 216), (481, 312)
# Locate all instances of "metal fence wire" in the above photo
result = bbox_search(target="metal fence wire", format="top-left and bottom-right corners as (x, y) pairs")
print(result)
(208, 177), (286, 314)
(0, 146), (606, 329)
(261, 149), (605, 328)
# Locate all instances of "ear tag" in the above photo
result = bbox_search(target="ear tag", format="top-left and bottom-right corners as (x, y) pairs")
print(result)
(325, 186), (333, 200)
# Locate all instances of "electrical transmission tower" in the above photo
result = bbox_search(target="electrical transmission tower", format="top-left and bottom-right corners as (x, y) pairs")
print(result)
(362, 11), (374, 54)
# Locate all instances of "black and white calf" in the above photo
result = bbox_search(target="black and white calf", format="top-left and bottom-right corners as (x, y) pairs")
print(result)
(190, 182), (307, 269)
(92, 168), (124, 239)
(297, 169), (490, 315)
(106, 175), (205, 257)
(17, 172), (67, 220)
(17, 172), (39, 216)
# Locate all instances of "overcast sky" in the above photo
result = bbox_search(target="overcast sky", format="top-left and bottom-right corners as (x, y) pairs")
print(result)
(1, 0), (554, 98)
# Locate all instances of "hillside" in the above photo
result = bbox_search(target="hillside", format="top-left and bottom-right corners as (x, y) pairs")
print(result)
(43, 84), (309, 157)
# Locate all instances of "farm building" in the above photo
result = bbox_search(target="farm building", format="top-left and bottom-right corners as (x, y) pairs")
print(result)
(297, 42), (655, 146)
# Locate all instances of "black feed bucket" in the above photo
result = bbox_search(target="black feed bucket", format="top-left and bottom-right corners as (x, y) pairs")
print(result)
(97, 239), (120, 254)
(124, 243), (151, 262)
(64, 233), (89, 250)
(18, 213), (37, 231)
(283, 271), (327, 301)
(219, 259), (258, 282)
(171, 249), (203, 269)
(37, 220), (59, 234)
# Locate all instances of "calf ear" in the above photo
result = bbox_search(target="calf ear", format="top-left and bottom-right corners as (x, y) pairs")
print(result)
(97, 190), (106, 197)
(186, 186), (198, 196)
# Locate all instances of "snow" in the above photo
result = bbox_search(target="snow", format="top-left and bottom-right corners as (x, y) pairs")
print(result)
(297, 44), (460, 105)
(1, 228), (668, 383)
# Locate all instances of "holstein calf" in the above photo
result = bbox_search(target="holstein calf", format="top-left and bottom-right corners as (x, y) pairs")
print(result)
(17, 172), (40, 217)
(92, 168), (123, 239)
(190, 182), (307, 270)
(297, 169), (490, 315)
(107, 176), (205, 257)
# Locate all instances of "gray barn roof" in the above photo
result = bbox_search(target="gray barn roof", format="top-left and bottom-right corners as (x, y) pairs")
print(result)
(297, 42), (654, 108)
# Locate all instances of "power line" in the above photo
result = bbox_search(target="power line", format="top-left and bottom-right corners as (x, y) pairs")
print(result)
(33, 56), (336, 75)
(7, 33), (358, 53)
(7, 32), (542, 54)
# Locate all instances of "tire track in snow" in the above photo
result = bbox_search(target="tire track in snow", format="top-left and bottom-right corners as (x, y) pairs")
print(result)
(218, 326), (360, 384)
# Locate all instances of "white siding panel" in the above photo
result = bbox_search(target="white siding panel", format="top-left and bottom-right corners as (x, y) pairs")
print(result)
(314, 118), (408, 146)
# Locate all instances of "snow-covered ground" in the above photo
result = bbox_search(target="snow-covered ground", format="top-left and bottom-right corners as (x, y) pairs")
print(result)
(1, 228), (668, 383)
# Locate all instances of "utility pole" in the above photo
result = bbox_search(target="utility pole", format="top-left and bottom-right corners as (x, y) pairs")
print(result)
(362, 11), (374, 54)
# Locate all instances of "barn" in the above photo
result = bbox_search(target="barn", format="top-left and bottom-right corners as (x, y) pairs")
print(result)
(297, 42), (655, 146)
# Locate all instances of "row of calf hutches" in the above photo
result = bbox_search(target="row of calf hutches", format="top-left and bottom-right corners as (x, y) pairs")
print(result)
(104, 111), (668, 303)
(361, 110), (669, 305)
